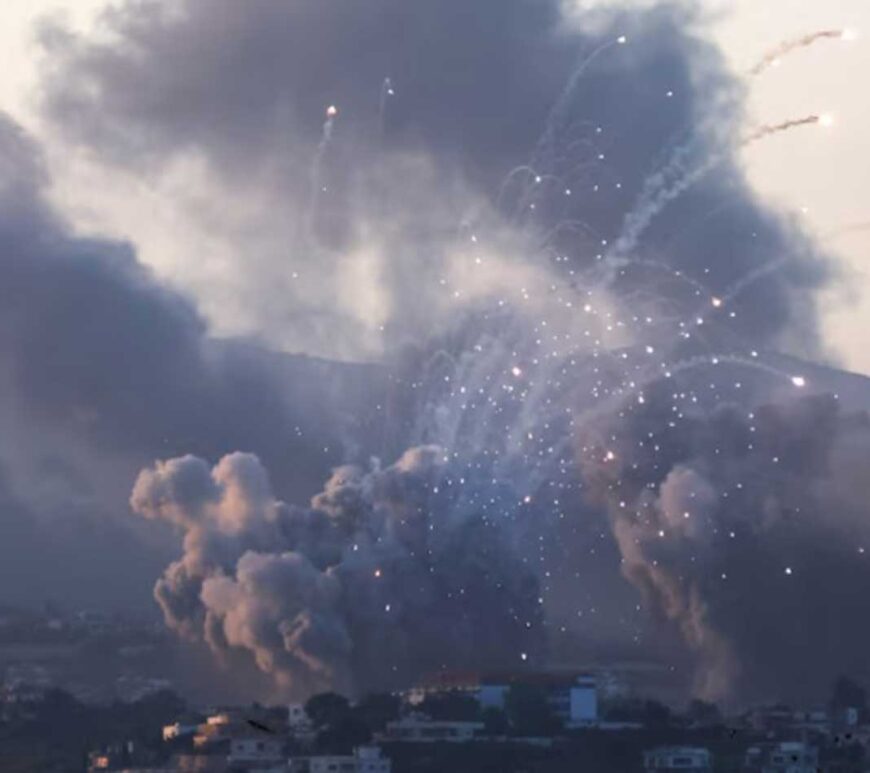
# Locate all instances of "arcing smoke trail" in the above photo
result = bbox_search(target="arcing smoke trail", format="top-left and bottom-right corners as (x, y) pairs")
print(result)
(607, 115), (825, 264)
(751, 30), (851, 76)
(742, 115), (826, 143)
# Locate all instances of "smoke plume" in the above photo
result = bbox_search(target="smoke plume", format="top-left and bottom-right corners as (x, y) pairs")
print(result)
(578, 388), (870, 704)
(132, 447), (544, 697)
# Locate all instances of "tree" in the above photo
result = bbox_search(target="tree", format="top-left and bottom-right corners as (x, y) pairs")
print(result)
(831, 677), (867, 712)
(481, 707), (509, 736)
(355, 693), (401, 732)
(316, 714), (372, 754)
(685, 698), (722, 727)
(419, 691), (481, 722)
(305, 692), (351, 729)
(642, 699), (672, 729)
(505, 684), (560, 736)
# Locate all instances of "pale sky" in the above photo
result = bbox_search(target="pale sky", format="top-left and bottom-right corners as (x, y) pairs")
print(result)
(0, 0), (868, 372)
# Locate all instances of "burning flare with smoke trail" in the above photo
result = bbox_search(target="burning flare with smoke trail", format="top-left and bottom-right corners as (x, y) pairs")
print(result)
(751, 29), (855, 75)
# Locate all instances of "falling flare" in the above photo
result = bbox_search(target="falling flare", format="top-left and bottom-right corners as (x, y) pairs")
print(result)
(751, 29), (853, 76)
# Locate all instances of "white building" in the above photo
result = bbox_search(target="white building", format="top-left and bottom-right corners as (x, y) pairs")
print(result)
(644, 746), (712, 772)
(476, 674), (599, 726)
(381, 717), (484, 743)
(291, 746), (391, 773)
(555, 675), (598, 726)
(288, 703), (310, 729)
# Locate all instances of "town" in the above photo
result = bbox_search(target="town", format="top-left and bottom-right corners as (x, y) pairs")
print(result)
(3, 627), (869, 773)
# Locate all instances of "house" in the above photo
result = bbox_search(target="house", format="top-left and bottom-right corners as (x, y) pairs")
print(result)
(290, 746), (391, 773)
(550, 675), (598, 726)
(476, 673), (599, 726)
(288, 703), (310, 729)
(227, 733), (285, 768)
(743, 741), (819, 772)
(477, 684), (510, 710)
(644, 746), (712, 771)
(87, 741), (161, 772)
(380, 717), (484, 742)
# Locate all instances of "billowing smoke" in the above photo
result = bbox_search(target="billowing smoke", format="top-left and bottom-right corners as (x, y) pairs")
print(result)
(0, 106), (385, 609)
(36, 0), (831, 359)
(578, 387), (870, 704)
(0, 0), (860, 708)
(131, 447), (544, 697)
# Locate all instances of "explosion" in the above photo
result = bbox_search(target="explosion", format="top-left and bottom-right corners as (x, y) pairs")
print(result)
(89, 0), (865, 704)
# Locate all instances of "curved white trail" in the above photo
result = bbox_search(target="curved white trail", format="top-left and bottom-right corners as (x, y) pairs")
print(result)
(607, 115), (824, 264)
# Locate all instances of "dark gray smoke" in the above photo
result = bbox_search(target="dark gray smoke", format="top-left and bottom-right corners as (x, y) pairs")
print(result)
(36, 0), (831, 357)
(0, 0), (857, 707)
(578, 387), (870, 705)
(0, 110), (385, 610)
(131, 447), (544, 698)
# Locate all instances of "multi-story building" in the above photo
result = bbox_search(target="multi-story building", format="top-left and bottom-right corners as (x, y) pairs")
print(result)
(548, 675), (598, 726)
(644, 746), (713, 772)
(227, 734), (285, 768)
(473, 673), (599, 726)
(290, 746), (391, 773)
(402, 671), (599, 727)
(380, 717), (484, 742)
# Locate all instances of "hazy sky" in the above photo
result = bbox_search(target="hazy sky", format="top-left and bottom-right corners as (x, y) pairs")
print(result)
(2, 0), (870, 706)
(0, 0), (870, 373)
(0, 0), (867, 371)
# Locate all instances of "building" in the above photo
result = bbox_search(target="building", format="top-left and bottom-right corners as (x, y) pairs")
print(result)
(380, 717), (484, 742)
(550, 675), (598, 726)
(403, 670), (599, 727)
(288, 703), (310, 729)
(477, 684), (510, 710)
(114, 674), (173, 703)
(227, 734), (285, 767)
(743, 741), (819, 772)
(290, 746), (391, 773)
(287, 702), (315, 740)
(747, 705), (800, 736)
(170, 754), (229, 772)
(87, 741), (163, 772)
(644, 746), (712, 772)
(790, 708), (829, 735)
(474, 673), (599, 726)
